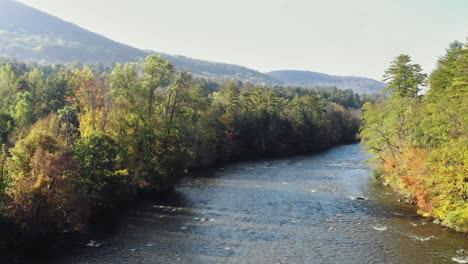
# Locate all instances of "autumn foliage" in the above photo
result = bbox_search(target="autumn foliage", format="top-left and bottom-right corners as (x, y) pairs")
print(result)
(0, 55), (362, 244)
(360, 40), (468, 232)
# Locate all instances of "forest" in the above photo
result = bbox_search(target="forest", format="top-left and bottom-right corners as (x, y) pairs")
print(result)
(0, 56), (362, 245)
(360, 40), (468, 232)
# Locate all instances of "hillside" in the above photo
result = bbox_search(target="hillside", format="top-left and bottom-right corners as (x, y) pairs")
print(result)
(0, 0), (148, 65)
(267, 70), (386, 94)
(0, 0), (278, 85)
(0, 0), (384, 90)
(154, 52), (280, 85)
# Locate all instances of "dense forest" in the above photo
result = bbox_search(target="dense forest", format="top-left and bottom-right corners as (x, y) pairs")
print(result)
(0, 55), (363, 245)
(360, 40), (468, 232)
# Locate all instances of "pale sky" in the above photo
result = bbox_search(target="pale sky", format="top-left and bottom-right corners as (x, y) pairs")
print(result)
(17, 0), (468, 80)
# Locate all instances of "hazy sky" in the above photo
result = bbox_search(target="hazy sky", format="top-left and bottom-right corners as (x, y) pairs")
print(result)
(17, 0), (468, 80)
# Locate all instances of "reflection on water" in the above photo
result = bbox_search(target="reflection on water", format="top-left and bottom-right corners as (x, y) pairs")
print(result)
(6, 144), (468, 263)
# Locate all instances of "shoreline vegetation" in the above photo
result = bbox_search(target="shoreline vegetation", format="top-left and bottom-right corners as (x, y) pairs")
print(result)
(360, 40), (468, 233)
(0, 55), (364, 248)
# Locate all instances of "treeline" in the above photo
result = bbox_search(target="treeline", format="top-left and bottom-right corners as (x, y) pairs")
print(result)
(360, 40), (468, 232)
(0, 55), (361, 244)
(272, 86), (381, 109)
(0, 57), (378, 109)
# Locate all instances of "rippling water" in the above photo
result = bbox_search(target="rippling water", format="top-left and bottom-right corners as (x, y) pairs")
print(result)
(7, 144), (468, 263)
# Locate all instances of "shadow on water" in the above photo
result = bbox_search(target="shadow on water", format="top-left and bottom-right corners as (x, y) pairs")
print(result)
(0, 190), (194, 264)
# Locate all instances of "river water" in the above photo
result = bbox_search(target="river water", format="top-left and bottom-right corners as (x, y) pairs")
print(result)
(10, 144), (468, 263)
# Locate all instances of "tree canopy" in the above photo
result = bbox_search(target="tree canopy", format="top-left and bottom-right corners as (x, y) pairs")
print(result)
(360, 40), (468, 232)
(0, 55), (363, 243)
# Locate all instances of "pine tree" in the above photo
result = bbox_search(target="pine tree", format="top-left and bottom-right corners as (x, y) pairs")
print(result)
(383, 54), (426, 97)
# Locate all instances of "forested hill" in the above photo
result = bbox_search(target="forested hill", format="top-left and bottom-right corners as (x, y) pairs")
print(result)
(153, 52), (280, 85)
(0, 0), (148, 65)
(0, 0), (382, 90)
(267, 70), (386, 94)
(0, 0), (278, 85)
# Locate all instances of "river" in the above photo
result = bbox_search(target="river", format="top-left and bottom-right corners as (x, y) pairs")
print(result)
(8, 144), (468, 263)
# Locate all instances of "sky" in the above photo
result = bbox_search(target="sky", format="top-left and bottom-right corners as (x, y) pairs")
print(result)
(17, 0), (468, 80)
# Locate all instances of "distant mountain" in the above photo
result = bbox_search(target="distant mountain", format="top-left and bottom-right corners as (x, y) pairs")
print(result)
(267, 70), (385, 94)
(153, 52), (280, 85)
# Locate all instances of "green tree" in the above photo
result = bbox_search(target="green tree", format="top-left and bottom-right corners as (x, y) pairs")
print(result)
(0, 145), (9, 207)
(383, 54), (426, 97)
(0, 65), (20, 113)
(0, 113), (14, 146)
(40, 68), (72, 116)
(427, 41), (463, 99)
(74, 133), (129, 213)
(361, 40), (468, 232)
(143, 55), (175, 120)
(13, 91), (35, 129)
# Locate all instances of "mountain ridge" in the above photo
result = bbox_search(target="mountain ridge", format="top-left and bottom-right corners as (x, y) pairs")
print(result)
(0, 0), (384, 93)
(266, 70), (385, 94)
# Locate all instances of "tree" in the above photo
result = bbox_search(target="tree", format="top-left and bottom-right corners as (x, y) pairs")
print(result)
(8, 115), (89, 238)
(40, 68), (72, 116)
(160, 71), (192, 153)
(0, 55), (369, 242)
(13, 91), (35, 129)
(0, 145), (9, 207)
(361, 40), (468, 232)
(185, 83), (221, 167)
(70, 67), (112, 137)
(0, 113), (14, 146)
(0, 65), (20, 113)
(110, 56), (181, 190)
(143, 55), (175, 120)
(74, 133), (129, 214)
(383, 54), (426, 97)
(427, 41), (463, 99)
(212, 82), (242, 158)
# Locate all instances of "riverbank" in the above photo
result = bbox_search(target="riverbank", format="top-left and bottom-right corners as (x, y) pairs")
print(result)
(0, 142), (352, 254)
(2, 144), (467, 264)
(375, 173), (468, 236)
(0, 57), (365, 251)
(359, 41), (468, 234)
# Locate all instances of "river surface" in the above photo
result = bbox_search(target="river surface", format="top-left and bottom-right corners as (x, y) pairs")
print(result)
(8, 144), (468, 263)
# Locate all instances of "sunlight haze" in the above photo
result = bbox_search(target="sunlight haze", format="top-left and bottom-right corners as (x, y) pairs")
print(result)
(15, 0), (468, 80)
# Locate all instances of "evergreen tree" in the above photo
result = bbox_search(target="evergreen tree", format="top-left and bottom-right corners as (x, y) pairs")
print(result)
(383, 54), (426, 97)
